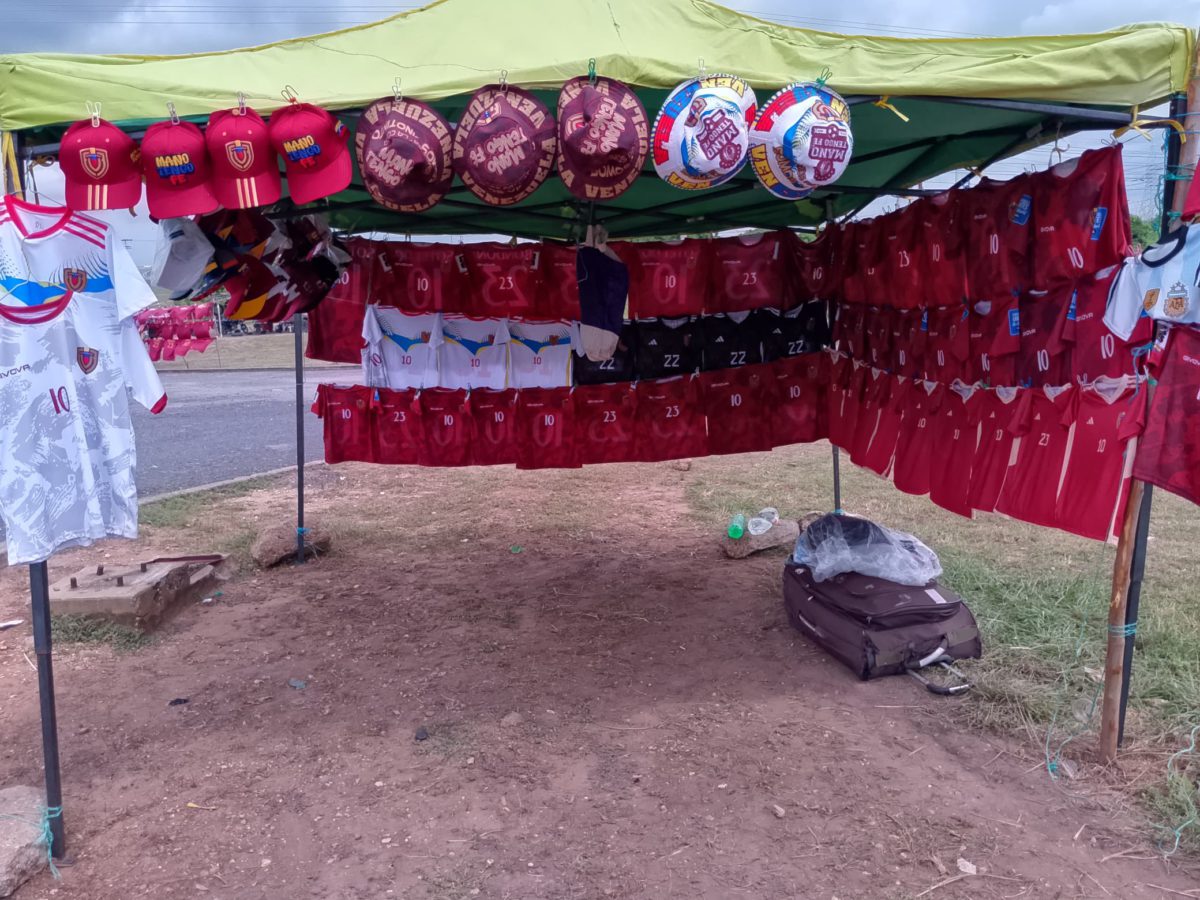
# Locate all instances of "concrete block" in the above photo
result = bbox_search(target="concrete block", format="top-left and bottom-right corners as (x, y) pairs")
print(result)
(49, 556), (225, 630)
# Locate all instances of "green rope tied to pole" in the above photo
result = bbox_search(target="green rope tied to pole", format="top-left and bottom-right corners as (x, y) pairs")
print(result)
(1108, 622), (1138, 638)
(0, 805), (62, 878)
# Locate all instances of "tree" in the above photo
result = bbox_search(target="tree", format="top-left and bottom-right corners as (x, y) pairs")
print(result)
(1130, 215), (1159, 250)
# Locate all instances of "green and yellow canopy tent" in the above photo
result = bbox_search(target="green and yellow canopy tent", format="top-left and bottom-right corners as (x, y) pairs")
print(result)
(0, 0), (1194, 237)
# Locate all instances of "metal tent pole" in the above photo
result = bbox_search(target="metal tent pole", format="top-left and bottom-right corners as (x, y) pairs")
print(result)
(294, 313), (307, 565)
(1100, 89), (1191, 759)
(1117, 90), (1191, 745)
(7, 131), (67, 859)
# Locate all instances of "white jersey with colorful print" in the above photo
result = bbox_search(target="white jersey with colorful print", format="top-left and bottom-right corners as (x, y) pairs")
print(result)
(0, 294), (166, 564)
(508, 319), (576, 388)
(439, 316), (510, 390)
(361, 307), (442, 389)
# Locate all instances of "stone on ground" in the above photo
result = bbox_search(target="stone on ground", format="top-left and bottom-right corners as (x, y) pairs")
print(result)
(251, 523), (332, 568)
(719, 519), (801, 559)
(0, 786), (48, 898)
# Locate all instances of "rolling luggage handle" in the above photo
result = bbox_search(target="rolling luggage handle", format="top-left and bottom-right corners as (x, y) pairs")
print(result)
(906, 644), (973, 696)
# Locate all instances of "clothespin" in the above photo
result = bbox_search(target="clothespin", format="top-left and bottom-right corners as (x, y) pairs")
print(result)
(280, 85), (300, 104)
(85, 101), (102, 127)
(587, 58), (597, 85)
(498, 70), (509, 93)
(393, 77), (403, 103)
(237, 91), (247, 115)
(872, 95), (909, 123)
(697, 58), (706, 80)
(815, 66), (833, 89)
(1049, 123), (1068, 164)
(167, 101), (180, 125)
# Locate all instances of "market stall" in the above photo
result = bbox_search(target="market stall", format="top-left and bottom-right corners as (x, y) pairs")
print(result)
(0, 0), (1195, 862)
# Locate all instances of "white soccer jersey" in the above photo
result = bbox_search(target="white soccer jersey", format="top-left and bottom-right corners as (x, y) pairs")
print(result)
(508, 319), (576, 388)
(361, 307), (442, 389)
(439, 316), (510, 390)
(1104, 225), (1200, 340)
(0, 295), (165, 563)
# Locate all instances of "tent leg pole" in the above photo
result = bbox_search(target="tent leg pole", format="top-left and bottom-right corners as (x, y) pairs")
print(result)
(831, 446), (842, 514)
(29, 561), (66, 859)
(294, 313), (306, 566)
(1099, 88), (1191, 760)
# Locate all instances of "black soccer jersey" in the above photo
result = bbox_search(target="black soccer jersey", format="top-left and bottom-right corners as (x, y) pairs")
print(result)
(760, 301), (832, 362)
(700, 311), (766, 371)
(633, 316), (702, 380)
(574, 322), (639, 385)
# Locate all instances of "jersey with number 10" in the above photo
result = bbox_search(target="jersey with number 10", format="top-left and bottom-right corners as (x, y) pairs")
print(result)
(439, 316), (510, 390)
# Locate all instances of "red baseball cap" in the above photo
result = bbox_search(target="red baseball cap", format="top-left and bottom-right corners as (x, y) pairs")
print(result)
(140, 120), (219, 219)
(60, 118), (142, 211)
(268, 103), (352, 206)
(206, 107), (282, 210)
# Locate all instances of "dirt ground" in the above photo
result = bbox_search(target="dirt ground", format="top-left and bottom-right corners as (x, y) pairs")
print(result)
(1, 453), (1198, 899)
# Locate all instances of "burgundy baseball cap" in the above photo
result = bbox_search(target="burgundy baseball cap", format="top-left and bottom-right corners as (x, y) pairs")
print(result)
(355, 97), (453, 213)
(140, 120), (219, 219)
(223, 253), (279, 320)
(452, 85), (556, 206)
(557, 77), (649, 202)
(206, 107), (282, 210)
(268, 102), (352, 206)
(60, 118), (142, 211)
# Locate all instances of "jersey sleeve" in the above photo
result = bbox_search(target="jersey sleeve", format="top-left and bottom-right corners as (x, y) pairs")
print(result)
(119, 317), (167, 412)
(109, 231), (160, 322)
(1102, 260), (1144, 341)
(360, 308), (388, 388)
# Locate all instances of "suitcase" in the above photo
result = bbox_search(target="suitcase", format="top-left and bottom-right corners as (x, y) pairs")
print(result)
(783, 562), (982, 691)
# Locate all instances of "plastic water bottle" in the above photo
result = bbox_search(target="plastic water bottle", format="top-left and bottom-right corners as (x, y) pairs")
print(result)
(748, 507), (780, 536)
(727, 513), (747, 540)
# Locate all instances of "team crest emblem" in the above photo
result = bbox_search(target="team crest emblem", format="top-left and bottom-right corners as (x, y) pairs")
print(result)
(226, 140), (254, 172)
(81, 147), (109, 179)
(1143, 289), (1160, 312)
(63, 268), (88, 292)
(76, 347), (99, 374)
(1164, 282), (1190, 319)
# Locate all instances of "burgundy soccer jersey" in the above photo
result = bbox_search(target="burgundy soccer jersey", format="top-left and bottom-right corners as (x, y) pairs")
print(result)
(374, 242), (468, 314)
(851, 369), (901, 477)
(464, 243), (541, 318)
(994, 384), (1076, 528)
(963, 176), (1034, 302)
(1014, 289), (1070, 388)
(889, 308), (925, 379)
(862, 306), (894, 371)
(967, 386), (1022, 512)
(573, 382), (639, 465)
(923, 306), (970, 383)
(373, 388), (423, 465)
(306, 252), (370, 364)
(1054, 379), (1140, 541)
(534, 242), (582, 320)
(699, 364), (777, 456)
(709, 231), (792, 313)
(828, 358), (866, 453)
(891, 380), (941, 496)
(1132, 327), (1200, 506)
(634, 376), (708, 462)
(917, 191), (968, 309)
(620, 239), (708, 318)
(1030, 146), (1131, 290)
(832, 303), (866, 360)
(313, 384), (375, 464)
(515, 387), (580, 469)
(468, 388), (518, 466)
(929, 382), (983, 518)
(840, 220), (885, 305)
(772, 353), (828, 446)
(966, 295), (1019, 386)
(793, 229), (838, 302)
(416, 387), (473, 467)
(1057, 267), (1148, 384)
(880, 204), (923, 309)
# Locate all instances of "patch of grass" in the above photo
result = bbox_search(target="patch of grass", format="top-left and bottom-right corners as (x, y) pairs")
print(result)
(1143, 768), (1200, 854)
(140, 474), (285, 528)
(52, 615), (151, 652)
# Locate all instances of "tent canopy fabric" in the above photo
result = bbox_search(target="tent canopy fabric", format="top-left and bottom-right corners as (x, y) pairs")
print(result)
(1, 0), (1194, 238)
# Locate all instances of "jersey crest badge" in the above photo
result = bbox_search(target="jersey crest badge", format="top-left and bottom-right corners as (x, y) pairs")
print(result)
(76, 347), (99, 374)
(81, 147), (109, 179)
(226, 140), (255, 172)
(1143, 289), (1160, 313)
(1164, 282), (1190, 319)
(63, 268), (88, 292)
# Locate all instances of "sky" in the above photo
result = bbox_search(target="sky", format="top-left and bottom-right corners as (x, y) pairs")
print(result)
(10, 0), (1197, 261)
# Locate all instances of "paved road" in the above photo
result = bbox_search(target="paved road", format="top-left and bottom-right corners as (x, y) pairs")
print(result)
(131, 367), (358, 497)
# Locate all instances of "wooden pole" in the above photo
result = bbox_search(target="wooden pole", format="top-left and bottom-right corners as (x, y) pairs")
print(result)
(1098, 76), (1196, 762)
